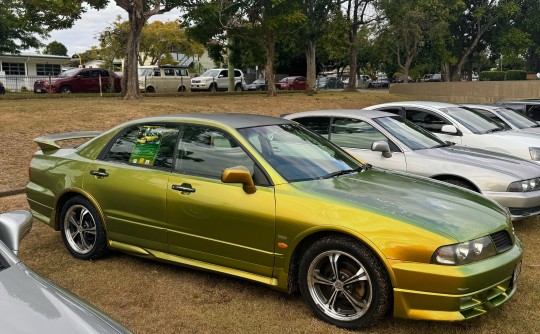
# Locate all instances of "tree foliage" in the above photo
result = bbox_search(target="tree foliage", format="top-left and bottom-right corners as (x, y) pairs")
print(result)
(43, 41), (68, 56)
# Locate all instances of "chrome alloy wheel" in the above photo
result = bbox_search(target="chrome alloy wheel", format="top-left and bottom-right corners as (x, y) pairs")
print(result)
(307, 250), (372, 321)
(63, 204), (97, 255)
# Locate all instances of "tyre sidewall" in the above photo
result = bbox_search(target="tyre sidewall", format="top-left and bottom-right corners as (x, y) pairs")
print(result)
(298, 236), (391, 329)
(60, 196), (109, 260)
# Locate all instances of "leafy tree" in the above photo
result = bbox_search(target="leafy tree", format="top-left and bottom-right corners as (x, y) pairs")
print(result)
(378, 0), (457, 83)
(43, 41), (68, 56)
(446, 0), (520, 81)
(0, 0), (103, 53)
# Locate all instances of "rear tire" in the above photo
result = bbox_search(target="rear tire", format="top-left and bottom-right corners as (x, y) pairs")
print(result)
(178, 86), (186, 92)
(60, 86), (72, 93)
(146, 86), (155, 93)
(60, 196), (109, 260)
(299, 235), (391, 329)
(235, 83), (242, 92)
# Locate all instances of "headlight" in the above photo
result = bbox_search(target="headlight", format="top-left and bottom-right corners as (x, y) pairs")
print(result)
(529, 147), (540, 160)
(508, 177), (540, 192)
(432, 236), (497, 265)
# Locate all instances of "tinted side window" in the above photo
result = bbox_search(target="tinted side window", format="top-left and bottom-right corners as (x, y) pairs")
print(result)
(220, 70), (228, 78)
(293, 117), (331, 137)
(80, 70), (91, 78)
(104, 124), (179, 169)
(527, 106), (540, 121)
(175, 126), (255, 180)
(100, 70), (110, 77)
(164, 68), (175, 76)
(405, 109), (450, 133)
(331, 118), (397, 151)
(234, 70), (242, 77)
(153, 69), (161, 76)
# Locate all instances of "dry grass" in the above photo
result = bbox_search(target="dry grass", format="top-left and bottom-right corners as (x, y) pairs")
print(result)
(1, 93), (539, 334)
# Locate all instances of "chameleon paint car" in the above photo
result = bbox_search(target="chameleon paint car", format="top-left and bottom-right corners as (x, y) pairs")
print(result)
(26, 114), (522, 329)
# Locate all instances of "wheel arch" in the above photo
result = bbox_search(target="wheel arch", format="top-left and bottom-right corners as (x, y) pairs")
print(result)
(431, 174), (481, 193)
(145, 85), (156, 93)
(286, 229), (396, 294)
(54, 189), (107, 232)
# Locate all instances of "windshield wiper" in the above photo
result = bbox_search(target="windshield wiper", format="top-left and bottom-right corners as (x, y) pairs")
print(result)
(321, 167), (363, 179)
(485, 128), (504, 133)
(431, 141), (455, 148)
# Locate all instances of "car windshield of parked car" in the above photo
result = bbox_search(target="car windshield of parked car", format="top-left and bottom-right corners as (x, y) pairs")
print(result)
(279, 77), (297, 82)
(57, 68), (79, 78)
(201, 69), (221, 77)
(374, 116), (446, 150)
(239, 124), (363, 182)
(495, 108), (539, 129)
(443, 107), (505, 134)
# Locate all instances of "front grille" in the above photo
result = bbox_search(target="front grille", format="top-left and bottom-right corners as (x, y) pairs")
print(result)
(490, 230), (512, 253)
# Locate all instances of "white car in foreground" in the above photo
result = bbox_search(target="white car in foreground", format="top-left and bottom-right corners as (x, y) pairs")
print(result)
(365, 101), (540, 164)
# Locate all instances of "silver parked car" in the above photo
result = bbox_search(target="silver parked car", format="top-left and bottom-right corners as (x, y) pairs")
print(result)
(461, 104), (540, 134)
(0, 210), (132, 334)
(284, 109), (540, 220)
(365, 101), (540, 165)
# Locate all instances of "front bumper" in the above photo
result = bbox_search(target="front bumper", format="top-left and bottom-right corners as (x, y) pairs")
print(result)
(190, 82), (211, 91)
(483, 189), (540, 220)
(390, 240), (522, 321)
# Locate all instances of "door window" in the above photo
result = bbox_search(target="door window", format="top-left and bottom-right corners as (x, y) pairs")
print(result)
(330, 118), (395, 150)
(405, 109), (451, 133)
(293, 117), (331, 137)
(104, 124), (179, 169)
(164, 68), (175, 76)
(175, 125), (260, 181)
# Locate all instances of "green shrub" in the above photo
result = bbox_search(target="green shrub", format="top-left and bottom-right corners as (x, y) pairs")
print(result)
(479, 71), (506, 81)
(505, 70), (527, 80)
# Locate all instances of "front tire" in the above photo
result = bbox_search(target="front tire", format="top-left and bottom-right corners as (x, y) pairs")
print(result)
(299, 235), (391, 329)
(60, 86), (72, 93)
(60, 196), (109, 260)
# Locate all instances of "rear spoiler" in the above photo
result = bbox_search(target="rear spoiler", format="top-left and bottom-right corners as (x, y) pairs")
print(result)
(34, 131), (102, 151)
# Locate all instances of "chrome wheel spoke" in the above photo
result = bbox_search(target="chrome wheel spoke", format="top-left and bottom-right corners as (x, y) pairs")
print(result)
(343, 268), (368, 285)
(324, 289), (340, 313)
(69, 216), (80, 228)
(329, 253), (340, 279)
(342, 289), (368, 313)
(313, 271), (334, 286)
(83, 226), (96, 235)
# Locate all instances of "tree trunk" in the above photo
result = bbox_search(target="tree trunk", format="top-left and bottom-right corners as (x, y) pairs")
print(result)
(121, 5), (146, 100)
(344, 23), (358, 92)
(227, 37), (235, 92)
(305, 40), (317, 95)
(264, 30), (277, 97)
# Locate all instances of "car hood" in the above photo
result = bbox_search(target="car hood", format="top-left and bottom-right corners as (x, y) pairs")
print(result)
(516, 127), (540, 134)
(482, 129), (540, 145)
(293, 168), (508, 242)
(433, 145), (540, 179)
(0, 263), (130, 333)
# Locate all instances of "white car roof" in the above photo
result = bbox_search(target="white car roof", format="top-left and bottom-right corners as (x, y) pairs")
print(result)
(284, 109), (398, 121)
(366, 101), (460, 109)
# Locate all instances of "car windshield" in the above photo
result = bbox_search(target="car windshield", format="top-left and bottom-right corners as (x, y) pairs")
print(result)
(253, 79), (265, 84)
(138, 68), (153, 76)
(279, 77), (297, 82)
(238, 124), (363, 182)
(495, 108), (538, 129)
(374, 116), (446, 150)
(443, 107), (505, 134)
(57, 68), (80, 78)
(201, 69), (221, 77)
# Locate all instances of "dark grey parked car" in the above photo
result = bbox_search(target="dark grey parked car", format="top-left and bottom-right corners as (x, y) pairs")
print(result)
(0, 210), (132, 334)
(496, 99), (540, 121)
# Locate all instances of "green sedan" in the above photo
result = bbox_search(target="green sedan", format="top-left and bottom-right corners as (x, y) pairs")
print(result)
(26, 114), (522, 329)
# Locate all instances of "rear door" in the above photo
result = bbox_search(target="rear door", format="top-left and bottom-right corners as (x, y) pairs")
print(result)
(83, 123), (179, 251)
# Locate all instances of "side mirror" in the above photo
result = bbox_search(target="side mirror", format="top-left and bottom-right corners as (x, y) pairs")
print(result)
(441, 125), (458, 134)
(371, 141), (392, 158)
(218, 75), (224, 78)
(76, 75), (82, 80)
(221, 166), (256, 194)
(0, 211), (32, 255)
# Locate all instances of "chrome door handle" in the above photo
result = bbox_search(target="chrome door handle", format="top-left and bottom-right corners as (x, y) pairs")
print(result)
(90, 169), (109, 177)
(172, 183), (196, 193)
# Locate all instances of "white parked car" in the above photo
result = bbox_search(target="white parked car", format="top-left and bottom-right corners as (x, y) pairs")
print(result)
(462, 104), (540, 134)
(138, 65), (190, 93)
(365, 101), (540, 164)
(285, 109), (540, 220)
(190, 68), (247, 92)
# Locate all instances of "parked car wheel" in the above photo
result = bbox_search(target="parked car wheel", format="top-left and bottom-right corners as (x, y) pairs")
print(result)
(235, 83), (242, 92)
(209, 83), (217, 93)
(177, 86), (186, 93)
(146, 86), (155, 93)
(60, 196), (109, 260)
(299, 235), (391, 329)
(60, 86), (72, 93)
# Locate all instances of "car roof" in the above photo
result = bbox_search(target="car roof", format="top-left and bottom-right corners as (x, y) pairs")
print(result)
(124, 113), (292, 129)
(367, 101), (460, 109)
(497, 99), (540, 105)
(284, 109), (397, 120)
(461, 104), (501, 110)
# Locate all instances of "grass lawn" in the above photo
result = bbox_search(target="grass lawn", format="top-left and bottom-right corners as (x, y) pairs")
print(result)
(1, 92), (539, 333)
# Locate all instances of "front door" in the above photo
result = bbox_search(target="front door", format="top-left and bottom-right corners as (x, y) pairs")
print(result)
(405, 107), (463, 145)
(166, 124), (276, 277)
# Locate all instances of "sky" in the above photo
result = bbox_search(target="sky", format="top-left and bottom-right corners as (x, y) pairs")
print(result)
(39, 3), (183, 56)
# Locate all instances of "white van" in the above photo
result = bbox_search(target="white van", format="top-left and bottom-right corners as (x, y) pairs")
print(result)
(138, 65), (191, 93)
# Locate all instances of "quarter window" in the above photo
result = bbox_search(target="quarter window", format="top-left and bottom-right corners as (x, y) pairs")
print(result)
(175, 126), (255, 180)
(104, 124), (179, 169)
